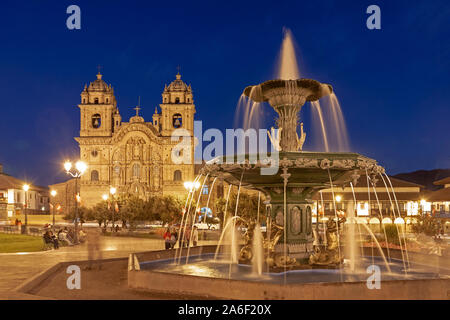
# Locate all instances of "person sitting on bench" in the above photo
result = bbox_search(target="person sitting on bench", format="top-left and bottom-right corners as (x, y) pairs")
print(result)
(43, 231), (59, 249)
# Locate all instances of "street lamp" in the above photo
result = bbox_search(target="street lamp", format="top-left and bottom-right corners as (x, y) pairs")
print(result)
(64, 160), (87, 244)
(110, 187), (117, 232)
(50, 190), (57, 226)
(183, 181), (200, 191)
(22, 184), (29, 234)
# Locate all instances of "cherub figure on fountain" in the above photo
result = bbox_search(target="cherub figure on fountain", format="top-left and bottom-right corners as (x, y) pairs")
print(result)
(238, 220), (256, 262)
(309, 216), (346, 266)
(239, 218), (296, 269)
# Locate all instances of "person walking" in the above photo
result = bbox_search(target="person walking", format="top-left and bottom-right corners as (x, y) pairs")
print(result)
(185, 227), (191, 247)
(163, 228), (172, 250)
(192, 226), (199, 247)
(86, 228), (103, 270)
(170, 231), (177, 249)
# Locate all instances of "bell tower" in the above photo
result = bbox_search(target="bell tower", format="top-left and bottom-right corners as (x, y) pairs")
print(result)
(79, 72), (118, 137)
(159, 72), (196, 137)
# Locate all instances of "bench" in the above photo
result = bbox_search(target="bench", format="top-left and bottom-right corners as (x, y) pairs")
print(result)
(28, 227), (41, 236)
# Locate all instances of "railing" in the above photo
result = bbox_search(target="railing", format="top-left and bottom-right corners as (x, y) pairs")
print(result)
(0, 225), (20, 234)
(0, 225), (43, 236)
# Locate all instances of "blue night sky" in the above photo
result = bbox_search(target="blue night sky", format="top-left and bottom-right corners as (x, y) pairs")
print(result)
(0, 0), (449, 187)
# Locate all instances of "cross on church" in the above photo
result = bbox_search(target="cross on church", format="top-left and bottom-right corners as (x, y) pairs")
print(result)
(97, 65), (102, 74)
(134, 96), (141, 116)
(177, 65), (181, 74)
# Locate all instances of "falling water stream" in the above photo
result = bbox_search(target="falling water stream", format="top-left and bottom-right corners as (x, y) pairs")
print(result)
(252, 223), (264, 276)
(384, 173), (411, 269)
(174, 174), (202, 264)
(214, 216), (245, 262)
(177, 174), (204, 264)
(379, 174), (408, 274)
(186, 174), (209, 264)
(229, 171), (245, 279)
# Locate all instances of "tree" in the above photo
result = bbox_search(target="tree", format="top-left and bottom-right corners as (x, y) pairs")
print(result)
(227, 192), (261, 221)
(214, 191), (263, 226)
(64, 206), (92, 226)
(158, 195), (184, 225)
(90, 201), (111, 227)
(119, 196), (146, 227)
(412, 214), (440, 236)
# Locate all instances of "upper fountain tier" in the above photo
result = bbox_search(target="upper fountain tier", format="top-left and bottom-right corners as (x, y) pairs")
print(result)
(243, 79), (332, 108)
(243, 78), (333, 152)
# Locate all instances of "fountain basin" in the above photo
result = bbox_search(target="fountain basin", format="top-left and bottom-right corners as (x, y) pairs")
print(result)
(129, 247), (450, 300)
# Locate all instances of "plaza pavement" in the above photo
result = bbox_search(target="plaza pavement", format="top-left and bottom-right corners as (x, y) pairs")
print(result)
(0, 235), (217, 299)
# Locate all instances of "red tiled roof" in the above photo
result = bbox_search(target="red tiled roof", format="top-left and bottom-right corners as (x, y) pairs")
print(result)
(312, 192), (421, 201)
(424, 188), (450, 202)
(434, 176), (450, 186)
(0, 174), (47, 192)
(352, 175), (424, 188)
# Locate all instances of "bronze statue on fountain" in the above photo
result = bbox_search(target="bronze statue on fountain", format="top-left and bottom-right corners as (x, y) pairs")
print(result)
(238, 218), (296, 269)
(309, 216), (347, 266)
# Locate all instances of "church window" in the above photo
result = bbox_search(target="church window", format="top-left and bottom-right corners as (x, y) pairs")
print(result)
(94, 98), (99, 104)
(187, 98), (190, 103)
(92, 114), (101, 128)
(91, 170), (99, 181)
(175, 97), (180, 104)
(133, 164), (140, 178)
(106, 98), (109, 103)
(173, 113), (182, 128)
(173, 170), (182, 181)
(91, 150), (98, 157)
(202, 185), (209, 195)
(83, 98), (86, 103)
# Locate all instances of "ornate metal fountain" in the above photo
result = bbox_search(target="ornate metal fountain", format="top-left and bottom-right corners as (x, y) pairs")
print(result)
(201, 78), (385, 268)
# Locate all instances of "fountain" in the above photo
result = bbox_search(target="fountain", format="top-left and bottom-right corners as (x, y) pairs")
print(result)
(200, 33), (383, 268)
(128, 29), (449, 299)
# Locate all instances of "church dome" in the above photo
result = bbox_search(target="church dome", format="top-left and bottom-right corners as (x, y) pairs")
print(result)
(87, 73), (110, 92)
(165, 73), (190, 92)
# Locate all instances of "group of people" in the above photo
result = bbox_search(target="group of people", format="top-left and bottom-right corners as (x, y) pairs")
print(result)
(14, 218), (23, 228)
(42, 227), (86, 250)
(163, 226), (199, 249)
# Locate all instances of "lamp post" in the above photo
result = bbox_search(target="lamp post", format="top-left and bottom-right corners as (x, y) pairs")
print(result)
(102, 193), (109, 231)
(64, 160), (87, 244)
(22, 184), (29, 234)
(110, 187), (117, 232)
(50, 190), (57, 226)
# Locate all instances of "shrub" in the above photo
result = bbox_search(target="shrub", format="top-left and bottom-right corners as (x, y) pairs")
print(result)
(382, 224), (400, 245)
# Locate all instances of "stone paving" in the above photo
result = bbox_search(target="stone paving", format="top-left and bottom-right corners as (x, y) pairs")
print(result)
(0, 234), (216, 299)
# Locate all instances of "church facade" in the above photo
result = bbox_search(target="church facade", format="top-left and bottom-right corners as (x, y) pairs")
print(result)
(75, 72), (196, 208)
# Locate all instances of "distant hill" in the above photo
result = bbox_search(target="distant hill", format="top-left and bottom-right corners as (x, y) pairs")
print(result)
(393, 169), (450, 191)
